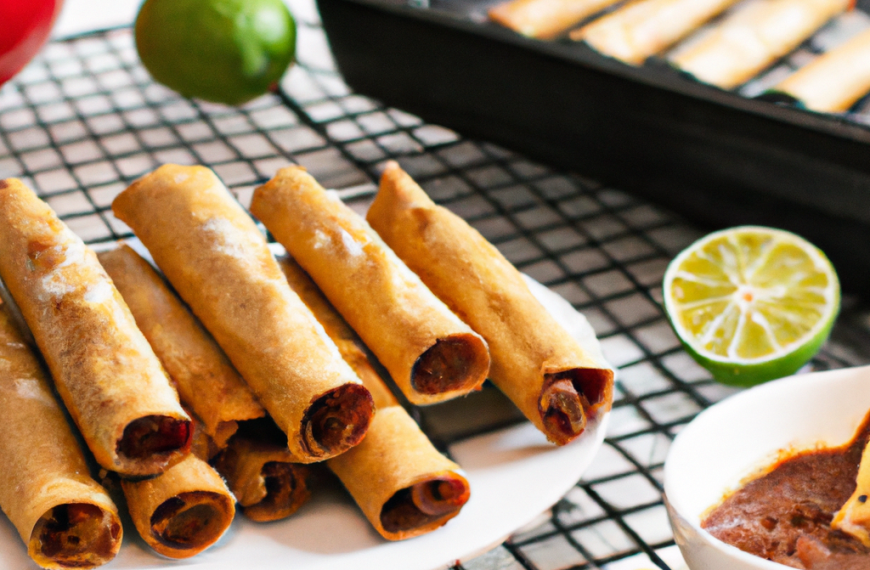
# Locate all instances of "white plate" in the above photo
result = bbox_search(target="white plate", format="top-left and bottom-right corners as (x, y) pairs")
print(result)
(664, 365), (870, 570)
(0, 240), (612, 570)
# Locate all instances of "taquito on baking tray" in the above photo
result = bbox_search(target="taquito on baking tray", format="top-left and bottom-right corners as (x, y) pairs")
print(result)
(0, 302), (123, 570)
(112, 164), (373, 463)
(0, 178), (191, 477)
(98, 245), (265, 448)
(570, 0), (741, 65)
(277, 256), (470, 540)
(368, 163), (614, 446)
(488, 0), (620, 39)
(213, 432), (311, 522)
(251, 167), (490, 406)
(670, 0), (852, 90)
(770, 27), (870, 113)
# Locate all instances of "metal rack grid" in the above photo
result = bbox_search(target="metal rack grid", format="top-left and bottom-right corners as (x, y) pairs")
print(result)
(1, 3), (870, 569)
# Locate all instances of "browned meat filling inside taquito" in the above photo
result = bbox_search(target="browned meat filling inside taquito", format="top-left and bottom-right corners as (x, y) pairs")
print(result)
(117, 415), (192, 462)
(149, 491), (234, 551)
(243, 462), (310, 522)
(380, 476), (471, 534)
(31, 504), (122, 569)
(412, 336), (490, 395)
(301, 383), (373, 458)
(213, 428), (312, 523)
(540, 368), (613, 441)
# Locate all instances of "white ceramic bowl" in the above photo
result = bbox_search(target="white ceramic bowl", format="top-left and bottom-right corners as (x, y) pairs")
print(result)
(664, 365), (870, 570)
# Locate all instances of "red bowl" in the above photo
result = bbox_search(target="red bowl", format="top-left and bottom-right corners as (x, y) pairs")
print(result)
(0, 0), (64, 86)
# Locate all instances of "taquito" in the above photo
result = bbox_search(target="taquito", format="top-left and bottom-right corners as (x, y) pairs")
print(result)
(98, 245), (265, 448)
(213, 434), (311, 522)
(488, 0), (620, 39)
(368, 163), (614, 446)
(278, 255), (471, 540)
(570, 0), (741, 65)
(112, 164), (373, 463)
(277, 255), (396, 410)
(832, 440), (870, 547)
(670, 0), (851, 89)
(771, 27), (870, 112)
(0, 178), (191, 476)
(121, 454), (235, 559)
(328, 407), (470, 540)
(0, 303), (123, 569)
(251, 167), (490, 406)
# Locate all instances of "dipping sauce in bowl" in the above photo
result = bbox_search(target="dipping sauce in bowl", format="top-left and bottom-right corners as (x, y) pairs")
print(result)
(702, 410), (870, 569)
(664, 365), (870, 570)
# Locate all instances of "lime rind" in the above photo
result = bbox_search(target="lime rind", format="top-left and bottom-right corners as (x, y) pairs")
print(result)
(663, 226), (840, 386)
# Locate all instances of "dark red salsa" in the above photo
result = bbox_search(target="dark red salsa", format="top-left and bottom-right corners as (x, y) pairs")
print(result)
(702, 411), (870, 569)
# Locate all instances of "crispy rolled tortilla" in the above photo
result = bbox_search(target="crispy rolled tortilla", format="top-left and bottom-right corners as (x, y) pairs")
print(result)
(488, 0), (620, 39)
(570, 0), (741, 65)
(251, 167), (490, 406)
(112, 164), (373, 463)
(0, 178), (191, 476)
(213, 434), (311, 522)
(278, 254), (470, 539)
(670, 0), (851, 89)
(0, 303), (123, 569)
(98, 245), (265, 449)
(771, 27), (870, 112)
(368, 163), (614, 445)
(832, 440), (870, 547)
(328, 407), (470, 540)
(121, 454), (235, 559)
(277, 255), (397, 410)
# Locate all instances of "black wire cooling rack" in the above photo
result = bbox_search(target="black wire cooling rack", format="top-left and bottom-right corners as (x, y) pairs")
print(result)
(3, 2), (870, 569)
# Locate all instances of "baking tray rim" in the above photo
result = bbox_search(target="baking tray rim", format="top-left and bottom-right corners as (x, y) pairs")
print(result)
(325, 0), (870, 146)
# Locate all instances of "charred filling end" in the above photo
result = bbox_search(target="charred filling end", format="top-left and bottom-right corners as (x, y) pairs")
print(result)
(301, 384), (373, 458)
(412, 337), (482, 395)
(117, 415), (192, 461)
(572, 368), (613, 413)
(380, 477), (470, 533)
(243, 462), (310, 521)
(540, 376), (587, 440)
(539, 368), (613, 441)
(33, 503), (121, 568)
(150, 491), (229, 549)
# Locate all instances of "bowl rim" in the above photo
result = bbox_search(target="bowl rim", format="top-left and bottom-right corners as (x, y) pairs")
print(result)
(663, 364), (870, 570)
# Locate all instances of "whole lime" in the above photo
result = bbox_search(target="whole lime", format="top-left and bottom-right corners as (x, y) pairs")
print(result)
(662, 226), (840, 387)
(135, 0), (296, 105)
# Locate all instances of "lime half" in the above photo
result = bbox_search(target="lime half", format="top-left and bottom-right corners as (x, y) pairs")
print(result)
(663, 226), (840, 386)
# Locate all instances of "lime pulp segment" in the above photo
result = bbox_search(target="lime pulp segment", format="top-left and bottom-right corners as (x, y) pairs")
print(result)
(664, 227), (839, 369)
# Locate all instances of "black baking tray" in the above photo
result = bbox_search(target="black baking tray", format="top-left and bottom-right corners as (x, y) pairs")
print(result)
(317, 0), (870, 290)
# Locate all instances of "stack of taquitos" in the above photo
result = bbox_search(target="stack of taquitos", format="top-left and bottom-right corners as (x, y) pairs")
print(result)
(98, 245), (265, 449)
(367, 162), (614, 445)
(112, 164), (374, 464)
(278, 256), (471, 540)
(99, 244), (312, 526)
(251, 166), (491, 407)
(93, 246), (247, 558)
